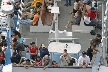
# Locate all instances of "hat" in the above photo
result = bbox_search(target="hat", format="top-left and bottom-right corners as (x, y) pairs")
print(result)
(26, 59), (30, 62)
(13, 52), (17, 56)
(97, 34), (101, 37)
(82, 51), (86, 55)
(83, 0), (89, 3)
(30, 42), (35, 45)
(41, 44), (45, 48)
(64, 49), (67, 52)
(91, 7), (95, 10)
(44, 55), (49, 59)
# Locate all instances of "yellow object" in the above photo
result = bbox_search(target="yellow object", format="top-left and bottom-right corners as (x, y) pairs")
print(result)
(31, 0), (42, 7)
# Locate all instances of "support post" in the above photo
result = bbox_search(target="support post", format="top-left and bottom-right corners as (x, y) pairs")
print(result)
(102, 1), (107, 66)
(54, 0), (59, 42)
(5, 14), (11, 64)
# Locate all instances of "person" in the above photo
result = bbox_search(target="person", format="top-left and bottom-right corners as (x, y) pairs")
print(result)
(78, 51), (90, 68)
(13, 31), (25, 44)
(23, 0), (42, 12)
(85, 0), (92, 12)
(51, 60), (59, 67)
(64, 0), (71, 6)
(88, 7), (99, 20)
(86, 45), (97, 61)
(21, 10), (40, 26)
(60, 49), (72, 66)
(0, 61), (3, 72)
(2, 43), (7, 52)
(83, 12), (102, 30)
(33, 56), (42, 66)
(29, 42), (38, 60)
(90, 34), (101, 46)
(65, 10), (81, 28)
(92, 0), (98, 10)
(43, 55), (51, 70)
(39, 44), (50, 58)
(10, 52), (22, 65)
(11, 38), (25, 56)
(1, 36), (6, 46)
(21, 59), (33, 69)
(0, 49), (5, 65)
(72, 0), (79, 17)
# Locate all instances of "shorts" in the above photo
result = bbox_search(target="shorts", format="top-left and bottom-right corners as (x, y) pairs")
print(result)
(73, 8), (78, 13)
(70, 19), (74, 23)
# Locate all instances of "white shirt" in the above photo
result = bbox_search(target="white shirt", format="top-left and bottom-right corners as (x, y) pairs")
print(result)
(60, 54), (71, 66)
(74, 2), (79, 10)
(78, 55), (90, 65)
(84, 16), (91, 24)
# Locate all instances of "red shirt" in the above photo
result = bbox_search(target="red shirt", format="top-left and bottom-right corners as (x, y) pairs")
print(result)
(88, 10), (96, 20)
(0, 55), (4, 60)
(29, 46), (38, 53)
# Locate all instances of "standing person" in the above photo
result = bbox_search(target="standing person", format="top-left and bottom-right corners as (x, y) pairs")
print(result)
(64, 0), (71, 6)
(86, 45), (97, 61)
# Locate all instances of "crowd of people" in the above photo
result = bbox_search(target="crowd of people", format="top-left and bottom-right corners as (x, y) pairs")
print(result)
(0, 0), (108, 71)
(65, 0), (102, 31)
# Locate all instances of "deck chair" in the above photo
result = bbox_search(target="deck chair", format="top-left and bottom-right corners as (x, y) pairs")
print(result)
(72, 18), (94, 33)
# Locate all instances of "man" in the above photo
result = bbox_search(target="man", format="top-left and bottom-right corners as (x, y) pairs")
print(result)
(43, 55), (51, 70)
(12, 38), (25, 56)
(21, 59), (33, 69)
(88, 7), (98, 20)
(78, 51), (90, 68)
(60, 49), (72, 66)
(87, 45), (97, 61)
(86, 0), (92, 12)
(65, 0), (71, 6)
(10, 52), (22, 65)
(90, 34), (101, 46)
(21, 10), (39, 26)
(84, 13), (102, 30)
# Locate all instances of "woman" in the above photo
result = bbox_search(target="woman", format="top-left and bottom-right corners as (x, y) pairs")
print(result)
(33, 56), (42, 66)
(51, 60), (59, 67)
(29, 42), (38, 60)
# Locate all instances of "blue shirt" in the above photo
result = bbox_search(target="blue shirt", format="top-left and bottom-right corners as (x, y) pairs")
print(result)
(92, 1), (98, 10)
(17, 37), (25, 44)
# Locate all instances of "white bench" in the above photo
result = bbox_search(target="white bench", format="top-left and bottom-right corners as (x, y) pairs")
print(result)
(72, 18), (94, 33)
(30, 18), (53, 32)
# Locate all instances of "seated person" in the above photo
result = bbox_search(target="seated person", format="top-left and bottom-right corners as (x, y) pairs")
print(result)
(51, 60), (59, 67)
(1, 36), (6, 46)
(65, 10), (81, 28)
(78, 51), (90, 68)
(23, 0), (42, 12)
(2, 43), (7, 52)
(60, 49), (72, 66)
(43, 55), (51, 70)
(21, 59), (33, 69)
(84, 13), (102, 30)
(21, 10), (40, 26)
(29, 42), (38, 60)
(22, 3), (41, 20)
(88, 7), (100, 20)
(33, 56), (42, 66)
(10, 52), (22, 65)
(39, 44), (50, 58)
